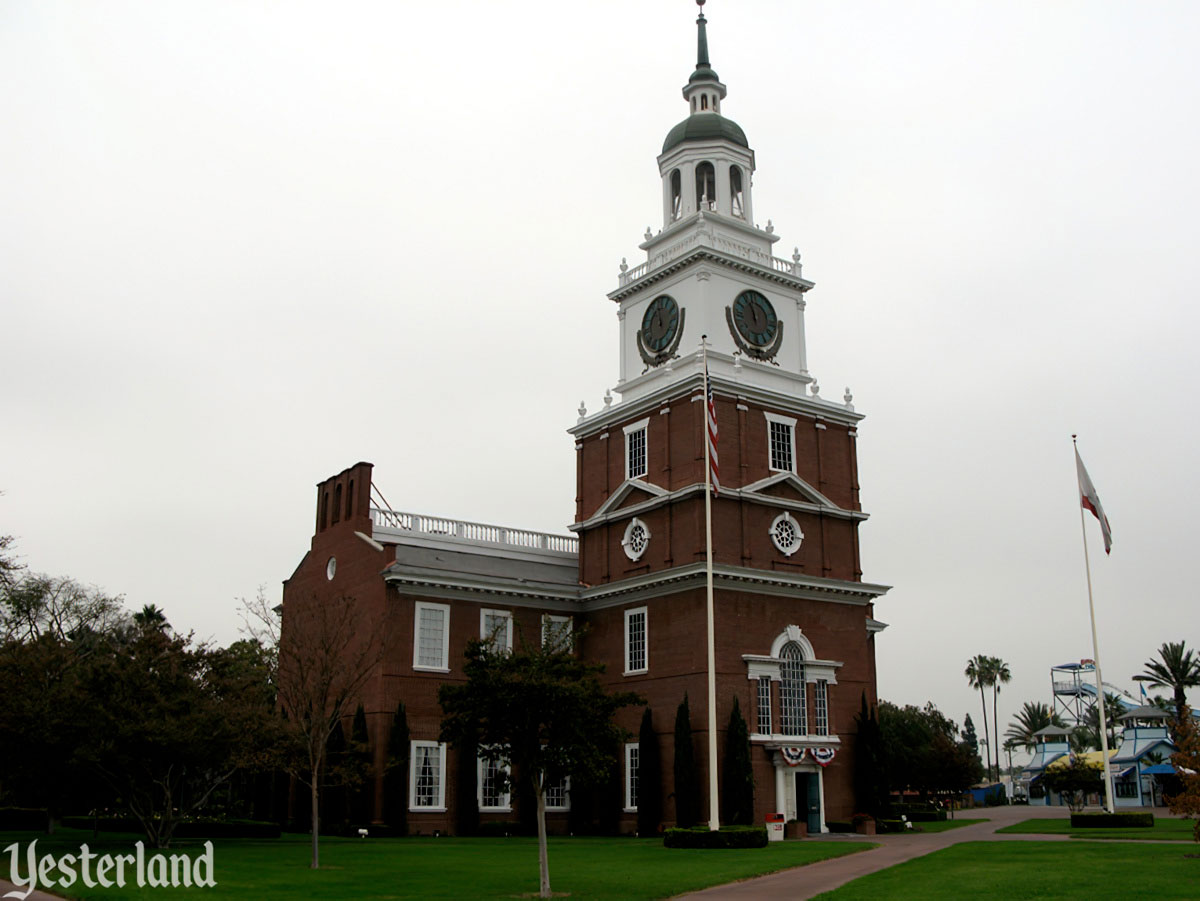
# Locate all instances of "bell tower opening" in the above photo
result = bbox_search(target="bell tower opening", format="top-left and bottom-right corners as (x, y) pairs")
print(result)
(695, 162), (715, 212)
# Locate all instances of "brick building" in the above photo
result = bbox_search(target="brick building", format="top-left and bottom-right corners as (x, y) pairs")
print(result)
(282, 4), (890, 836)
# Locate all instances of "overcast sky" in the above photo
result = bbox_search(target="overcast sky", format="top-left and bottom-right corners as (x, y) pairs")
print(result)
(4, 0), (1199, 759)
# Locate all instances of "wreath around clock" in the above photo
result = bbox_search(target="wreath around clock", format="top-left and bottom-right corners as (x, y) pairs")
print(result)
(725, 289), (784, 362)
(636, 294), (686, 370)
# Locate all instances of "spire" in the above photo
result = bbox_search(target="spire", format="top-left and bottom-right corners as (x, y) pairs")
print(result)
(690, 0), (719, 85)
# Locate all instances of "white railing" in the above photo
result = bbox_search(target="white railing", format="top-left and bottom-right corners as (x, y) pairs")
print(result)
(370, 507), (578, 554)
(619, 236), (802, 286)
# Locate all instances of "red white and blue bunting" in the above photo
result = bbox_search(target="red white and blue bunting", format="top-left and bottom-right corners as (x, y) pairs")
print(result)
(811, 747), (837, 767)
(780, 747), (807, 767)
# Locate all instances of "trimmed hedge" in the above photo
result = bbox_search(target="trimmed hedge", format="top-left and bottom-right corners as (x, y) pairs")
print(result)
(1070, 811), (1154, 829)
(905, 809), (947, 822)
(825, 820), (853, 833)
(663, 825), (768, 849)
(59, 816), (281, 838)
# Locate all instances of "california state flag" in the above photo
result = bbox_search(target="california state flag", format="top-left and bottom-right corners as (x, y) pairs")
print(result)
(1075, 448), (1112, 554)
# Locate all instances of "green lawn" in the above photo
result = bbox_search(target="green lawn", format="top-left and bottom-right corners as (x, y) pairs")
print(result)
(1, 829), (873, 900)
(813, 841), (1200, 900)
(997, 816), (1198, 841)
(908, 818), (986, 834)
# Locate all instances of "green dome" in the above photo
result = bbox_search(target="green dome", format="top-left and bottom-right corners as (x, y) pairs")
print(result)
(662, 113), (748, 154)
(689, 65), (720, 84)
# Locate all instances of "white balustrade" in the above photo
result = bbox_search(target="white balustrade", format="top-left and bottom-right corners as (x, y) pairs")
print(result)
(370, 507), (578, 554)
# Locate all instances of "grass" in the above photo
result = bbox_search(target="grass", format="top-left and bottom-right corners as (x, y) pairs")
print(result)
(0, 828), (874, 900)
(906, 818), (986, 834)
(813, 841), (1200, 900)
(997, 816), (1198, 841)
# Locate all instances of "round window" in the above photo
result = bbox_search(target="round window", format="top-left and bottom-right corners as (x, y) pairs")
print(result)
(622, 517), (651, 562)
(325, 556), (337, 581)
(769, 512), (804, 557)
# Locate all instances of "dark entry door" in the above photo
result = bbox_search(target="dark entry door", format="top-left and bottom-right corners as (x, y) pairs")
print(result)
(796, 772), (821, 833)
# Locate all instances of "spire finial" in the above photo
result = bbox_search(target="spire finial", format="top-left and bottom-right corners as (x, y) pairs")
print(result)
(696, 0), (710, 69)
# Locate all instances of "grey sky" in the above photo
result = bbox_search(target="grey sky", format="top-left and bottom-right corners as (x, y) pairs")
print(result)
(4, 0), (1199, 758)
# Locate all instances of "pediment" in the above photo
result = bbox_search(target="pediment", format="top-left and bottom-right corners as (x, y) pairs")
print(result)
(591, 479), (669, 519)
(741, 472), (837, 509)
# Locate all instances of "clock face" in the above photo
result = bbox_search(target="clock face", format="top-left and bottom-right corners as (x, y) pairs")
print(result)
(640, 295), (681, 353)
(731, 290), (778, 347)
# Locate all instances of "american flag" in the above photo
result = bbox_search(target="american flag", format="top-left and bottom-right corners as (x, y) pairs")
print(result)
(705, 363), (720, 495)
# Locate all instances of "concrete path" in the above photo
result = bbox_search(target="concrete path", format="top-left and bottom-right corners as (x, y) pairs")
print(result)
(677, 805), (1163, 900)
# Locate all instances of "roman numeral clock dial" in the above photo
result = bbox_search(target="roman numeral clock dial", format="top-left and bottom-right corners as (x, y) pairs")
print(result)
(636, 294), (686, 369)
(726, 289), (785, 362)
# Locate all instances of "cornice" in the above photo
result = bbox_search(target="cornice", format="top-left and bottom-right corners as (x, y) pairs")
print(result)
(607, 247), (814, 303)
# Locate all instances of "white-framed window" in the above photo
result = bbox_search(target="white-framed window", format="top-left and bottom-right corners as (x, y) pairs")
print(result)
(765, 412), (797, 474)
(624, 418), (650, 480)
(478, 754), (511, 811)
(544, 774), (570, 811)
(480, 608), (513, 652)
(815, 679), (830, 736)
(410, 741), (446, 810)
(757, 676), (773, 734)
(622, 517), (651, 562)
(769, 511), (805, 557)
(780, 642), (808, 736)
(624, 742), (640, 811)
(413, 602), (450, 672)
(624, 606), (648, 675)
(542, 614), (573, 652)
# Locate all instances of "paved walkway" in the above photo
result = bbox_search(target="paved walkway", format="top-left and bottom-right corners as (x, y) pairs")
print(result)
(677, 805), (1165, 900)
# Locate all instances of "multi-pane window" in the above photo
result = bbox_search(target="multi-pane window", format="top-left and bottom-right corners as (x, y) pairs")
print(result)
(780, 642), (808, 736)
(414, 602), (449, 670)
(624, 607), (647, 674)
(757, 676), (773, 734)
(625, 421), (648, 480)
(767, 414), (796, 473)
(542, 614), (572, 652)
(814, 679), (829, 736)
(410, 741), (446, 810)
(544, 774), (570, 810)
(478, 755), (510, 810)
(481, 609), (513, 652)
(624, 743), (640, 811)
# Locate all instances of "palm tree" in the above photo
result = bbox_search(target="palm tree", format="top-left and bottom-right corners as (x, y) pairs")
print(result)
(132, 603), (168, 631)
(1082, 691), (1123, 751)
(965, 655), (993, 781)
(988, 656), (1011, 784)
(1138, 641), (1200, 722)
(1004, 701), (1063, 753)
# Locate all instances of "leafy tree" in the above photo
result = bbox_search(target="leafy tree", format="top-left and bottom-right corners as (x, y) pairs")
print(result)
(721, 697), (753, 825)
(636, 708), (662, 836)
(878, 701), (982, 797)
(383, 701), (409, 833)
(965, 655), (994, 781)
(988, 656), (1011, 783)
(0, 531), (23, 591)
(1139, 641), (1200, 724)
(1166, 705), (1200, 842)
(673, 694), (700, 828)
(439, 635), (640, 899)
(1005, 702), (1065, 752)
(853, 694), (888, 818)
(1040, 757), (1102, 812)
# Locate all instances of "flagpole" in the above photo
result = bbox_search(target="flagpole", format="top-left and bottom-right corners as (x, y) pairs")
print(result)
(702, 337), (719, 831)
(1073, 434), (1115, 814)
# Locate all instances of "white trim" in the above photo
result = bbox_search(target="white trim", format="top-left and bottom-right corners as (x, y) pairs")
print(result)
(624, 742), (640, 812)
(544, 774), (571, 811)
(478, 753), (512, 811)
(542, 613), (573, 652)
(413, 602), (450, 672)
(480, 608), (513, 652)
(764, 411), (798, 474)
(409, 741), (447, 811)
(590, 479), (670, 520)
(770, 626), (815, 660)
(769, 511), (805, 556)
(622, 517), (651, 562)
(624, 606), (648, 675)
(623, 417), (650, 480)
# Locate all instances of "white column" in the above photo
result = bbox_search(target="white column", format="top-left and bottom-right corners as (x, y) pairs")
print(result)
(773, 756), (788, 818)
(795, 297), (809, 377)
(617, 308), (627, 384)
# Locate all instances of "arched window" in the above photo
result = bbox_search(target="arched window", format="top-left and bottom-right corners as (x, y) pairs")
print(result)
(333, 484), (343, 524)
(670, 169), (682, 221)
(730, 166), (744, 218)
(691, 97), (697, 112)
(700, 94), (708, 110)
(695, 162), (715, 211)
(347, 479), (354, 518)
(320, 492), (329, 531)
(779, 642), (808, 735)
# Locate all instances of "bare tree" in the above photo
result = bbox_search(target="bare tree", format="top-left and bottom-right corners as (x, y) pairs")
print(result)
(246, 590), (383, 869)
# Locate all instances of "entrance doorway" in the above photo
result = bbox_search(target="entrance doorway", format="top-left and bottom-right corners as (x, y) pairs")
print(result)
(795, 771), (821, 833)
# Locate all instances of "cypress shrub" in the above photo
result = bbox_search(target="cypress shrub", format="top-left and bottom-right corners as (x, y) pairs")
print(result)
(637, 708), (662, 835)
(383, 702), (409, 833)
(722, 697), (754, 825)
(674, 694), (700, 828)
